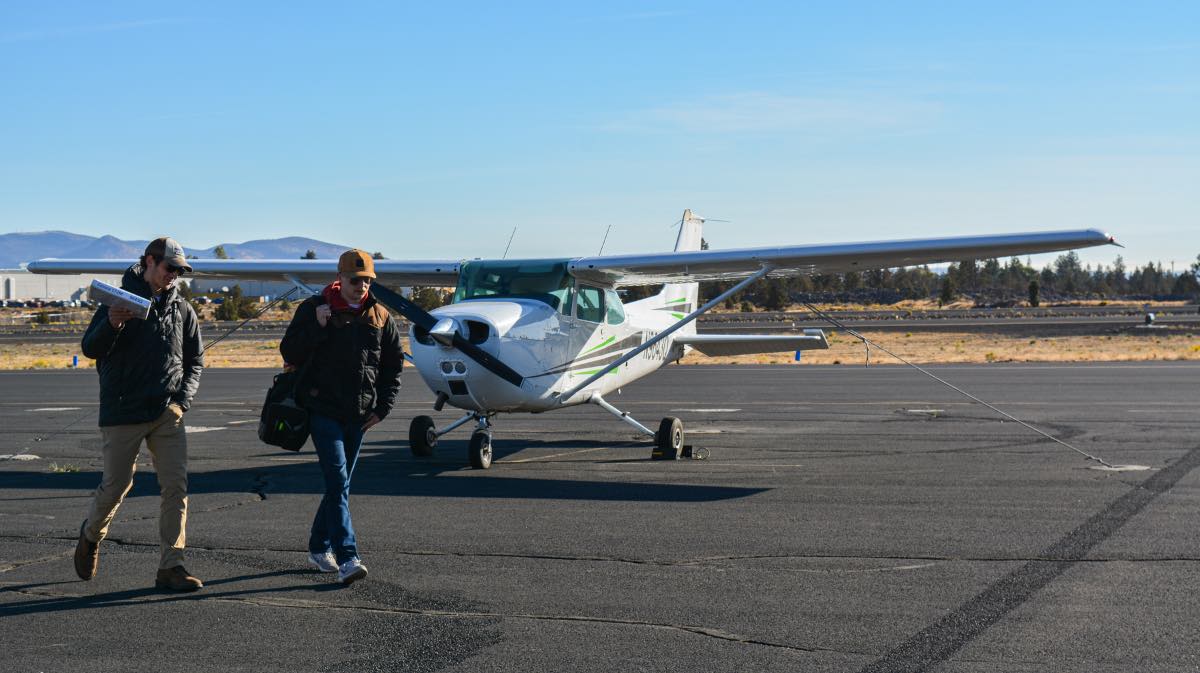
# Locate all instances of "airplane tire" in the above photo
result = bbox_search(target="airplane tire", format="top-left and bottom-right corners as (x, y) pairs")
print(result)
(468, 430), (493, 470)
(653, 417), (683, 460)
(409, 416), (437, 457)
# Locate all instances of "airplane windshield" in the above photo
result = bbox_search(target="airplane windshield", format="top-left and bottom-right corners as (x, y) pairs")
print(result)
(452, 260), (572, 309)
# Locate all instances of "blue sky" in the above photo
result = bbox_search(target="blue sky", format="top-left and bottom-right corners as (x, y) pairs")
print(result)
(1, 2), (1197, 271)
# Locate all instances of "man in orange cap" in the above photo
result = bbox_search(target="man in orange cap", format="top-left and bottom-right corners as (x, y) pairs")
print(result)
(280, 249), (405, 585)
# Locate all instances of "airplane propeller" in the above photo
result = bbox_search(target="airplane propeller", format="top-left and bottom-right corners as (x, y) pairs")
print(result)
(368, 283), (525, 387)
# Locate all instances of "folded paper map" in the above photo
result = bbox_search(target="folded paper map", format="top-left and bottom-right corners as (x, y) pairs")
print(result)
(88, 279), (151, 320)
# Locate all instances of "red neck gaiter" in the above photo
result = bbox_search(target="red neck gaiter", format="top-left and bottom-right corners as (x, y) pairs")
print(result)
(322, 281), (368, 315)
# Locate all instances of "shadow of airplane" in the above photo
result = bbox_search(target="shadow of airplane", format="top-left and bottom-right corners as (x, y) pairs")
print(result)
(0, 438), (768, 504)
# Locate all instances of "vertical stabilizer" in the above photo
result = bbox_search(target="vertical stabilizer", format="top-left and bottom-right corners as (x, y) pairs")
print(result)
(660, 209), (702, 332)
(675, 209), (704, 252)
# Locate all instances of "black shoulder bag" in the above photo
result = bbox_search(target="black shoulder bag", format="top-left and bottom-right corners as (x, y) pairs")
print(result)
(258, 298), (324, 451)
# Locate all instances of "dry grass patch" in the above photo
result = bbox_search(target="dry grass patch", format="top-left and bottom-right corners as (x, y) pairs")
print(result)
(3, 334), (1197, 370)
(680, 331), (1200, 366)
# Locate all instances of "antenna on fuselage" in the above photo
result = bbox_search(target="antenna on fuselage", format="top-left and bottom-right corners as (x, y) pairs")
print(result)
(501, 226), (517, 259)
(598, 224), (612, 255)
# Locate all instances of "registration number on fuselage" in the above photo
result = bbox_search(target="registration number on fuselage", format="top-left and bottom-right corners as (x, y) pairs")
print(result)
(638, 330), (670, 362)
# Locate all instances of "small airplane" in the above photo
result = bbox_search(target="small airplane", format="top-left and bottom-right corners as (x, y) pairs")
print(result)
(30, 211), (1118, 468)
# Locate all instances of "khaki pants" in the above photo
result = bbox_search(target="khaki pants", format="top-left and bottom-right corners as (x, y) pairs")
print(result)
(83, 404), (189, 569)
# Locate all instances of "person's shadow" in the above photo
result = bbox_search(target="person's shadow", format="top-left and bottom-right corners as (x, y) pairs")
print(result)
(0, 568), (345, 618)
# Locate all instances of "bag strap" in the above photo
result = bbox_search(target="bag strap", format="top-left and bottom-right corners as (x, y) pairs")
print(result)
(287, 295), (327, 399)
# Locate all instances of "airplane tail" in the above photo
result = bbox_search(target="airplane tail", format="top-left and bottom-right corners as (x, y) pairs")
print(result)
(656, 209), (702, 331)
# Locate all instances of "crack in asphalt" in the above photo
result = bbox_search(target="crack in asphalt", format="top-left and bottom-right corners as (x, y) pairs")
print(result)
(216, 595), (844, 655)
(0, 550), (71, 574)
(0, 583), (862, 658)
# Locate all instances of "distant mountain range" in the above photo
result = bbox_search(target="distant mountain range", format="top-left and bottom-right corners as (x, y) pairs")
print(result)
(0, 231), (354, 268)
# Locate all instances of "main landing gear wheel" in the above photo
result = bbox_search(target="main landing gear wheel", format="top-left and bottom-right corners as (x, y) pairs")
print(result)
(409, 415), (437, 457)
(468, 430), (493, 470)
(653, 417), (684, 460)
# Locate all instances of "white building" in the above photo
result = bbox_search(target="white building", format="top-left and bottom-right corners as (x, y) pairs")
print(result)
(0, 268), (124, 302)
(189, 278), (294, 299)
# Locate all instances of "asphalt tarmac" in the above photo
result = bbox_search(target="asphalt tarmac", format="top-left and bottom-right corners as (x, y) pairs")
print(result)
(1, 363), (1197, 672)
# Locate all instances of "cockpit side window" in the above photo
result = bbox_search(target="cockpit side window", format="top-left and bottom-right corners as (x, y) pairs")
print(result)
(576, 285), (603, 323)
(604, 289), (625, 324)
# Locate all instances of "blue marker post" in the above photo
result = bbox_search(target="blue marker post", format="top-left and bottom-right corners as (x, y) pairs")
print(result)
(72, 355), (78, 368)
(794, 350), (802, 362)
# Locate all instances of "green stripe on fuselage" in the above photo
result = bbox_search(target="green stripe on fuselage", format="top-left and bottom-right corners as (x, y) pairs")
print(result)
(583, 335), (616, 354)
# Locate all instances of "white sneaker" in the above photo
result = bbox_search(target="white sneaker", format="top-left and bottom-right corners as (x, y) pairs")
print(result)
(308, 551), (338, 573)
(338, 557), (368, 585)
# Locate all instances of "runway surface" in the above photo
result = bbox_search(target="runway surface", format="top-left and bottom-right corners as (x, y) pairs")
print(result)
(1, 363), (1198, 672)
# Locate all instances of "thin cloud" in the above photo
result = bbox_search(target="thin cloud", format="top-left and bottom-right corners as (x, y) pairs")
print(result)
(0, 18), (187, 44)
(602, 92), (942, 135)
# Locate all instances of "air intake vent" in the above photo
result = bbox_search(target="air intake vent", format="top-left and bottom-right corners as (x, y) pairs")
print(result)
(465, 320), (489, 344)
(449, 380), (469, 396)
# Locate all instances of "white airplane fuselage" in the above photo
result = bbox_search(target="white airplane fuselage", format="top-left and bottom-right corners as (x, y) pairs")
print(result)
(409, 286), (696, 414)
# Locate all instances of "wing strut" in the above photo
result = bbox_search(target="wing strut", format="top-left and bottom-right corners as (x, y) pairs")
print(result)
(557, 265), (774, 404)
(284, 274), (320, 297)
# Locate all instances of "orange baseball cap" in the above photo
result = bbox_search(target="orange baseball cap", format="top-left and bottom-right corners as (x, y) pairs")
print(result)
(337, 249), (376, 279)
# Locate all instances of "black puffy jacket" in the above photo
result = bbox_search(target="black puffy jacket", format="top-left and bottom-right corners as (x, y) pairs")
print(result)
(81, 265), (204, 427)
(279, 293), (404, 425)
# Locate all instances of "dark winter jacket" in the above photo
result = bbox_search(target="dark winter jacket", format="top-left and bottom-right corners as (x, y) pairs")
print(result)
(279, 291), (404, 424)
(81, 265), (204, 427)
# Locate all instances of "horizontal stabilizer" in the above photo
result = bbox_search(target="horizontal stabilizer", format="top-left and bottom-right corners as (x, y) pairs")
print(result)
(675, 329), (829, 356)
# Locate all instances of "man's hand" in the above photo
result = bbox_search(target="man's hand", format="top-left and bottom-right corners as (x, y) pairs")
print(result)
(315, 304), (331, 327)
(108, 306), (135, 329)
(362, 413), (382, 432)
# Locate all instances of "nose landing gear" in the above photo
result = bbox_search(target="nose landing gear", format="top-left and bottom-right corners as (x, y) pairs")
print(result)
(468, 423), (493, 470)
(408, 410), (496, 469)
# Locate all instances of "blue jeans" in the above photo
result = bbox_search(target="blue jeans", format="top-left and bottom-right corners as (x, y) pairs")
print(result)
(308, 413), (364, 565)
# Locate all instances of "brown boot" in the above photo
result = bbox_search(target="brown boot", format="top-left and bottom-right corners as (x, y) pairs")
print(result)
(73, 520), (99, 581)
(155, 565), (203, 592)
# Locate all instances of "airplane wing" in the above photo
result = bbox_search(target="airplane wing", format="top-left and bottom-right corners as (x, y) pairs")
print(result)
(569, 229), (1117, 286)
(28, 229), (1117, 289)
(25, 258), (461, 287)
(675, 330), (829, 357)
